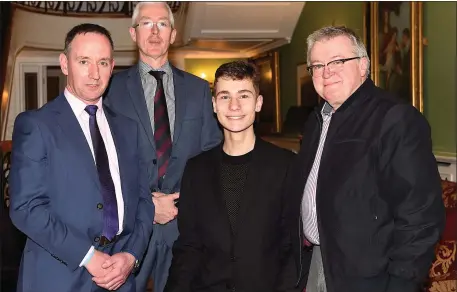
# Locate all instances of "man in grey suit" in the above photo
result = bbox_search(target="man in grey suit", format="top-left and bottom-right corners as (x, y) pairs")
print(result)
(104, 2), (222, 292)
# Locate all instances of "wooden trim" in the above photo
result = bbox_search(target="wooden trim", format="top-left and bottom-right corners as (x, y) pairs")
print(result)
(273, 51), (281, 133)
(0, 3), (14, 110)
(0, 5), (16, 140)
(366, 1), (424, 113)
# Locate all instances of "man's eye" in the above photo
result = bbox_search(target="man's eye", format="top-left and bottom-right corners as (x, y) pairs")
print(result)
(158, 21), (168, 27)
(79, 60), (88, 65)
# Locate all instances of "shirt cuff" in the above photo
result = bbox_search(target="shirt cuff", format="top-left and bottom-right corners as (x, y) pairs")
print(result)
(79, 246), (95, 267)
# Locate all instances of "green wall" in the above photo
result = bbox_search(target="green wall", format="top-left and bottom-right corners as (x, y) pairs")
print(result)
(278, 1), (364, 123)
(423, 2), (456, 156)
(279, 1), (456, 156)
(184, 58), (244, 84)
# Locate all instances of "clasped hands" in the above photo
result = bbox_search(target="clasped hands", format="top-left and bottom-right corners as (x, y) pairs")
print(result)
(86, 250), (135, 291)
(84, 192), (179, 290)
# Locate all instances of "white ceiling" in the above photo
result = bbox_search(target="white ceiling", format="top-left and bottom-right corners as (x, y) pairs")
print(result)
(178, 1), (306, 58)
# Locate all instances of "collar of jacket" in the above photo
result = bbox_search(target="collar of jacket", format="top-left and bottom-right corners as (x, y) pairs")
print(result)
(314, 77), (375, 115)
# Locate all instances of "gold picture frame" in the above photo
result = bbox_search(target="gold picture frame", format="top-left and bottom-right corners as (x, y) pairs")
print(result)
(248, 51), (281, 134)
(364, 1), (424, 112)
(296, 62), (320, 108)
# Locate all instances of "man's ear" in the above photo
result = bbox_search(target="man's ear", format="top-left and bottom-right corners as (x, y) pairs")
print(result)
(359, 57), (369, 77)
(110, 58), (115, 74)
(170, 28), (177, 45)
(255, 95), (263, 112)
(212, 96), (217, 113)
(129, 27), (137, 43)
(59, 53), (69, 76)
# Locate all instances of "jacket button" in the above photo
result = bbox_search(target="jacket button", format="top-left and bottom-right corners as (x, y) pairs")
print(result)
(97, 203), (103, 210)
(94, 236), (100, 242)
(153, 159), (157, 165)
(230, 256), (236, 262)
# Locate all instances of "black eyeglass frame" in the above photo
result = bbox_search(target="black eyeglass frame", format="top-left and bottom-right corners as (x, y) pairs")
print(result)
(306, 56), (362, 77)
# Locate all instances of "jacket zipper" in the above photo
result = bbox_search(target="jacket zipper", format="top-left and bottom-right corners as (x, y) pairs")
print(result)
(315, 109), (329, 290)
(295, 110), (323, 287)
(295, 212), (303, 287)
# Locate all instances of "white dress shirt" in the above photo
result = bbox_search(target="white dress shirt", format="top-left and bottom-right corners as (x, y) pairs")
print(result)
(64, 89), (124, 265)
(301, 102), (333, 245)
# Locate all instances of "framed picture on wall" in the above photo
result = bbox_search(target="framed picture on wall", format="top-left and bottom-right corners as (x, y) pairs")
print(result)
(296, 62), (320, 108)
(277, 63), (320, 136)
(364, 1), (424, 112)
(248, 51), (281, 135)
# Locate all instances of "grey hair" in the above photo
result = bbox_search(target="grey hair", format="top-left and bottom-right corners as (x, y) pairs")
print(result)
(131, 2), (175, 29)
(307, 26), (370, 76)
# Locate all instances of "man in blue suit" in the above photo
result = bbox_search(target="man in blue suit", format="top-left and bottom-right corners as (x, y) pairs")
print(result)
(104, 2), (222, 292)
(9, 23), (155, 292)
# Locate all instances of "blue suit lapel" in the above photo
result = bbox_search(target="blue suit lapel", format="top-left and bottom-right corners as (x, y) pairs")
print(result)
(171, 66), (187, 145)
(127, 64), (155, 150)
(50, 94), (100, 190)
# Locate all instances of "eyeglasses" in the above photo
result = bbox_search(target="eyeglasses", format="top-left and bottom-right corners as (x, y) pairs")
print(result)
(307, 56), (362, 77)
(133, 20), (171, 30)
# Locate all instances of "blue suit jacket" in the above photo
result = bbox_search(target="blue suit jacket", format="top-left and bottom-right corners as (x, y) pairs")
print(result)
(104, 64), (222, 245)
(9, 94), (155, 292)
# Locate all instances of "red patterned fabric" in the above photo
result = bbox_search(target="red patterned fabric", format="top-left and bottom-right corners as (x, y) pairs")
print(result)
(426, 179), (457, 292)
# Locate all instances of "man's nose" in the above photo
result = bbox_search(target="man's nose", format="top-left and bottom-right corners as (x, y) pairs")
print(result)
(88, 64), (100, 80)
(322, 66), (333, 78)
(151, 23), (159, 34)
(229, 98), (240, 110)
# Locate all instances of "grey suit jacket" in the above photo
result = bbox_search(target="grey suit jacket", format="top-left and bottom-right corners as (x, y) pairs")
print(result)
(104, 63), (222, 245)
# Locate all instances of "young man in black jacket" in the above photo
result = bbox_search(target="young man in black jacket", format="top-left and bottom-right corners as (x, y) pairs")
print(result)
(165, 61), (299, 292)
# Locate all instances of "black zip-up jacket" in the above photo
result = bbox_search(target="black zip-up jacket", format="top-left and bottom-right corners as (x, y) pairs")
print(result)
(285, 78), (445, 292)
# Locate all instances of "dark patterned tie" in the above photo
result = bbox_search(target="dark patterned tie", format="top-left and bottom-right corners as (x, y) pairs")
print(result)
(149, 71), (172, 188)
(85, 105), (119, 240)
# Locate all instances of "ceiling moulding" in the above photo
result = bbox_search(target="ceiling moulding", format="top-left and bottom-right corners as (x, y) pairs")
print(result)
(174, 38), (291, 59)
(181, 1), (304, 56)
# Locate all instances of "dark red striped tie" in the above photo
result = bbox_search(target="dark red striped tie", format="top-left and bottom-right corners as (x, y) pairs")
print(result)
(149, 70), (172, 188)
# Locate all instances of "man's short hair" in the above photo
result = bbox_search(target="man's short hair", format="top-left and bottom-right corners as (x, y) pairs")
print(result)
(131, 2), (175, 29)
(307, 25), (370, 76)
(64, 23), (114, 55)
(214, 61), (260, 94)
